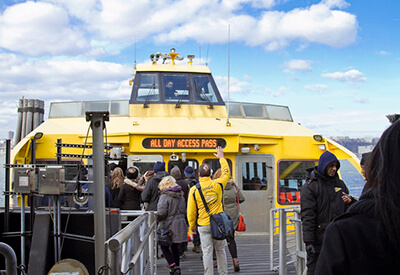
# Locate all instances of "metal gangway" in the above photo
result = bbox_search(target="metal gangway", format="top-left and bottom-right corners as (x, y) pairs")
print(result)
(104, 211), (158, 275)
(270, 206), (306, 275)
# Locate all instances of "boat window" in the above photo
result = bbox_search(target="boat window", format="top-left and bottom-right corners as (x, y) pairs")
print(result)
(278, 160), (316, 204)
(242, 104), (267, 118)
(265, 105), (292, 121)
(242, 161), (269, 191)
(127, 155), (163, 176)
(193, 75), (218, 103)
(163, 75), (190, 101)
(49, 100), (129, 118)
(202, 158), (233, 178)
(167, 159), (199, 176)
(227, 103), (243, 117)
(136, 74), (159, 101)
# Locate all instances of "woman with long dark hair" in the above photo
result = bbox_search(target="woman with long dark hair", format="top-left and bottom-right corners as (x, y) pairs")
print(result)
(316, 120), (400, 274)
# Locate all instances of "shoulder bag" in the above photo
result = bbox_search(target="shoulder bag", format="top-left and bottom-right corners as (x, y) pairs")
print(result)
(196, 182), (234, 240)
(234, 185), (246, 232)
(157, 196), (183, 246)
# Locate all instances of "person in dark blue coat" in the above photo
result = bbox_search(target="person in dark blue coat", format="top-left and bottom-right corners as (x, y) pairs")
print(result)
(316, 120), (400, 275)
(300, 151), (355, 275)
(141, 161), (168, 211)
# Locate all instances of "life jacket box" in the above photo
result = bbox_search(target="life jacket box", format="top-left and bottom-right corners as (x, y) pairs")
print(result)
(13, 165), (36, 194)
(37, 166), (65, 195)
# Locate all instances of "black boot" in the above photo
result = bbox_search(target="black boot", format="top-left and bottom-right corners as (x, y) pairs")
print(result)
(170, 266), (181, 275)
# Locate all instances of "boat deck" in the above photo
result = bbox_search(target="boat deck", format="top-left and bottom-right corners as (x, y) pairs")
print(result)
(157, 234), (297, 274)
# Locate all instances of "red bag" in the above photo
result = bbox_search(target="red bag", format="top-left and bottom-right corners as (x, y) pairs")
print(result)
(237, 214), (246, 232)
(234, 185), (246, 232)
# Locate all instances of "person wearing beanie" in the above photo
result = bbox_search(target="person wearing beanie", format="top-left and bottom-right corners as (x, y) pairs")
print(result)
(300, 151), (355, 275)
(141, 161), (169, 211)
(153, 161), (166, 173)
(118, 167), (143, 210)
(184, 166), (194, 177)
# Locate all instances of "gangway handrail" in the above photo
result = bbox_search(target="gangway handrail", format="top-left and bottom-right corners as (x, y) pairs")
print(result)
(105, 211), (157, 275)
(270, 206), (306, 275)
(0, 242), (18, 275)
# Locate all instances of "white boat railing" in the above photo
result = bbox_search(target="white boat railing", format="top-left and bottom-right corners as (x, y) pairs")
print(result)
(270, 206), (306, 275)
(104, 211), (157, 275)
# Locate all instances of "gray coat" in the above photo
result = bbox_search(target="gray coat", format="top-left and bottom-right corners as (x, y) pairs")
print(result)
(157, 186), (188, 243)
(223, 180), (245, 230)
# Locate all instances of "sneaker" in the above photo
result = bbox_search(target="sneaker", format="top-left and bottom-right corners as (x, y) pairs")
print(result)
(170, 266), (181, 275)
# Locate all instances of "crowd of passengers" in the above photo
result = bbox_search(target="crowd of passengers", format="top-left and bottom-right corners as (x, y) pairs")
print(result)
(66, 149), (245, 275)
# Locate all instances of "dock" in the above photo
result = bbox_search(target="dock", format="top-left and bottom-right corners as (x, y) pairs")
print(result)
(157, 234), (297, 274)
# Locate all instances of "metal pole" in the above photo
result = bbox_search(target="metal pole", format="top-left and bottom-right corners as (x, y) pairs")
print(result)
(294, 210), (306, 274)
(86, 112), (108, 273)
(5, 139), (10, 232)
(279, 209), (287, 275)
(21, 195), (26, 268)
(57, 196), (61, 261)
(53, 197), (58, 264)
(270, 209), (274, 271)
(30, 138), (36, 232)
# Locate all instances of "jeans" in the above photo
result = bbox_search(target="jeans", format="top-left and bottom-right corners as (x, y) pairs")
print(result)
(198, 225), (228, 275)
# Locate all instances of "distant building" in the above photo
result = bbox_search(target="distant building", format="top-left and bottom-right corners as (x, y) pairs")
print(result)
(358, 145), (374, 156)
(330, 136), (378, 158)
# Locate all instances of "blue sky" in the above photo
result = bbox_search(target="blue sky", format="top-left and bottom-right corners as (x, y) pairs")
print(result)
(0, 0), (398, 139)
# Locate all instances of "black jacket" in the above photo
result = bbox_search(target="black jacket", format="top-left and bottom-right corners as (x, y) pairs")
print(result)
(301, 168), (350, 245)
(316, 190), (400, 274)
(141, 171), (168, 211)
(118, 182), (142, 210)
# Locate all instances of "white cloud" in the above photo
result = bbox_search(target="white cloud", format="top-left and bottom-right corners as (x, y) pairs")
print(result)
(304, 84), (328, 93)
(266, 86), (288, 97)
(353, 97), (369, 104)
(0, 53), (132, 101)
(0, 1), (90, 56)
(250, 0), (357, 51)
(282, 59), (312, 73)
(377, 50), (390, 56)
(321, 69), (367, 83)
(214, 75), (251, 100)
(1, 0), (358, 56)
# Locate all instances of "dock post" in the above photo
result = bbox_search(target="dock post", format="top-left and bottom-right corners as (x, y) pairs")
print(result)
(279, 209), (287, 275)
(86, 111), (109, 273)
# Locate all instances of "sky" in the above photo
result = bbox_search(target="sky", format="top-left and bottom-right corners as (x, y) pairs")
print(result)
(0, 0), (399, 140)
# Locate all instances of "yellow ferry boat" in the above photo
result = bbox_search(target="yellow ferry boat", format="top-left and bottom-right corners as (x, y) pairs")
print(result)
(11, 48), (364, 234)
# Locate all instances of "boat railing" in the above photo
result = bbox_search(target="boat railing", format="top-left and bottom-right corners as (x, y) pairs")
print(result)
(270, 206), (306, 275)
(104, 211), (157, 275)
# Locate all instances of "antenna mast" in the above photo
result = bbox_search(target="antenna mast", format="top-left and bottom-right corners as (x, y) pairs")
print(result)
(227, 25), (231, 127)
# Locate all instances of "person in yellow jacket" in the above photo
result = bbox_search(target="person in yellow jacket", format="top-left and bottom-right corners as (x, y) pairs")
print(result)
(187, 146), (230, 275)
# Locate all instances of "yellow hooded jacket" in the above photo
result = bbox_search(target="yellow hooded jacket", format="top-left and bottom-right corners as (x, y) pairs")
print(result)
(187, 158), (230, 230)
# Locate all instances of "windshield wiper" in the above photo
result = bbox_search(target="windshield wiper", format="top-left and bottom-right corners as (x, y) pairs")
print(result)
(143, 77), (157, 108)
(194, 79), (213, 109)
(175, 88), (189, 108)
